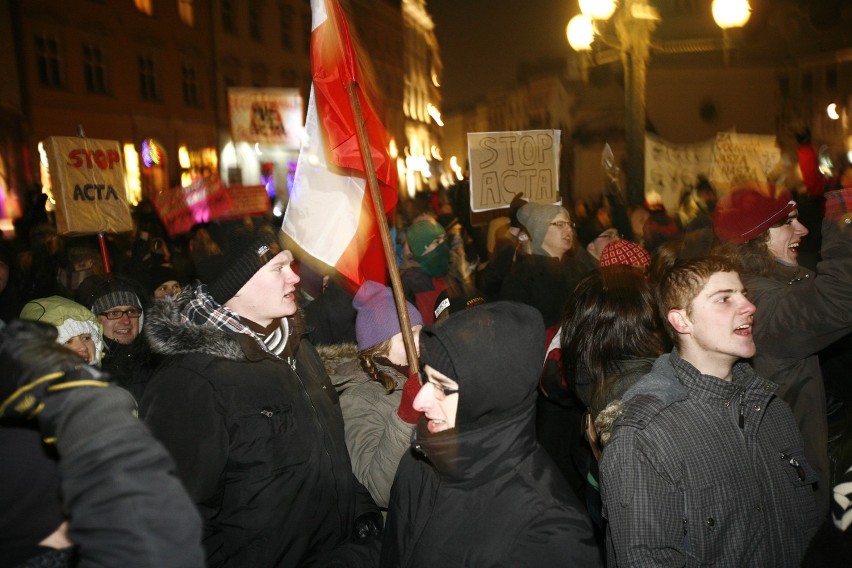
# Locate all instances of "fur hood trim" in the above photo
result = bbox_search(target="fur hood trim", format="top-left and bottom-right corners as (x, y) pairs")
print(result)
(144, 293), (246, 361)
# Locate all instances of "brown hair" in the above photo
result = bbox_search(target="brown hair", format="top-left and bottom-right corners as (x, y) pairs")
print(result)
(657, 255), (738, 344)
(358, 338), (397, 393)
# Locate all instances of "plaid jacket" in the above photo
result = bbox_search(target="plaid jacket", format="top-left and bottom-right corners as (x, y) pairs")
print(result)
(600, 351), (820, 567)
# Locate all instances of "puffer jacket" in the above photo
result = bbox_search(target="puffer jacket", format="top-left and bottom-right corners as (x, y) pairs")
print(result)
(139, 290), (367, 568)
(600, 351), (820, 567)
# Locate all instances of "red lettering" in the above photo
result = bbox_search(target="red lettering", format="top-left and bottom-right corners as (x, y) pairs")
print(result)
(67, 149), (84, 168)
(65, 148), (120, 169)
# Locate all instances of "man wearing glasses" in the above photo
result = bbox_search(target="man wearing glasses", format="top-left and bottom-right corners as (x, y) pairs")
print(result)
(82, 275), (153, 402)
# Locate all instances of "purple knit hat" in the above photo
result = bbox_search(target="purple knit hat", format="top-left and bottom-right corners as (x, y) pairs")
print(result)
(353, 281), (423, 351)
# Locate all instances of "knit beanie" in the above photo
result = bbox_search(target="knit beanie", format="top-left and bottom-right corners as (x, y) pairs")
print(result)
(147, 264), (181, 295)
(406, 220), (446, 260)
(517, 202), (567, 255)
(713, 183), (796, 245)
(353, 280), (423, 351)
(197, 231), (281, 305)
(88, 277), (144, 315)
(599, 240), (651, 268)
(19, 295), (104, 364)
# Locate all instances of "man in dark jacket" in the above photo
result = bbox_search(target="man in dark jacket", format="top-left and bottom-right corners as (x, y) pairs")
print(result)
(378, 302), (601, 567)
(140, 230), (380, 567)
(600, 256), (821, 566)
(79, 274), (154, 402)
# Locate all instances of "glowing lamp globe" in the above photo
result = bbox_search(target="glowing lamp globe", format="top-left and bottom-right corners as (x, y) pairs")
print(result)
(567, 15), (595, 51)
(712, 0), (751, 29)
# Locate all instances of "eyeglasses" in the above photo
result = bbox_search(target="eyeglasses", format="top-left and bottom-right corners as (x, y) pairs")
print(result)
(423, 381), (459, 399)
(595, 229), (622, 241)
(101, 308), (142, 320)
(419, 369), (459, 399)
(549, 220), (576, 230)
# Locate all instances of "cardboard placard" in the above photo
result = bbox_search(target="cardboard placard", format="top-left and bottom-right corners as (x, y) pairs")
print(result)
(468, 130), (561, 213)
(42, 136), (133, 235)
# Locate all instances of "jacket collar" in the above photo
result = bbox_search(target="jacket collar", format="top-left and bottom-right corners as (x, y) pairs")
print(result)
(412, 404), (536, 490)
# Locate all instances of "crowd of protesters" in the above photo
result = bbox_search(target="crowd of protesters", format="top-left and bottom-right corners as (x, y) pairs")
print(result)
(0, 132), (851, 567)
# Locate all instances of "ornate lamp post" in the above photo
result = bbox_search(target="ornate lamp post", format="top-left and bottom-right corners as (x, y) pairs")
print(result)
(567, 0), (751, 206)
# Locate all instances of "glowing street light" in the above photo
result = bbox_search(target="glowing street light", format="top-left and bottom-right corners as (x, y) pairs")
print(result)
(566, 14), (595, 52)
(566, 0), (751, 205)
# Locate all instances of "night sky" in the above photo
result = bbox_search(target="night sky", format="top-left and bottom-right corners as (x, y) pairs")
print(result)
(428, 0), (572, 110)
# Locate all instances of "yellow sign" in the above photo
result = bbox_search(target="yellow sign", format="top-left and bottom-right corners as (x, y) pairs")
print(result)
(42, 136), (133, 235)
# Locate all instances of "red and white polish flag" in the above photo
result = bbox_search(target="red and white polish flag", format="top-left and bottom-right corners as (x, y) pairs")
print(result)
(282, 0), (398, 288)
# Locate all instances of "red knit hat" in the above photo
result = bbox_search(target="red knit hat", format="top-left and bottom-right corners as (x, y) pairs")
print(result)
(599, 240), (651, 268)
(713, 183), (796, 245)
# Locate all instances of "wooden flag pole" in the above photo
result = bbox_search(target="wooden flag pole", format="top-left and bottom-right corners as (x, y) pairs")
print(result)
(345, 82), (420, 380)
(77, 124), (113, 276)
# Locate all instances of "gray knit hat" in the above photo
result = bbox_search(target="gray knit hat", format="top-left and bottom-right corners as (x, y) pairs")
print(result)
(197, 231), (282, 305)
(517, 202), (569, 256)
(87, 277), (144, 315)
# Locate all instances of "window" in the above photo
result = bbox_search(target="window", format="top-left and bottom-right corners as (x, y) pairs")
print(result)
(221, 0), (235, 33)
(178, 0), (194, 26)
(249, 4), (263, 42)
(83, 43), (107, 94)
(35, 34), (63, 88)
(138, 54), (159, 100)
(182, 63), (200, 107)
(279, 3), (294, 50)
(134, 0), (153, 16)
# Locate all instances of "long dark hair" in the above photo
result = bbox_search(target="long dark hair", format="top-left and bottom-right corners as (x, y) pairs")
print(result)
(560, 266), (667, 408)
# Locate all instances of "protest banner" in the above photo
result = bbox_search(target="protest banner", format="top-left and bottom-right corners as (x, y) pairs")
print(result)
(468, 130), (561, 213)
(42, 136), (134, 235)
(709, 132), (780, 194)
(644, 134), (715, 214)
(151, 176), (233, 237)
(228, 87), (304, 148)
(219, 184), (271, 220)
(644, 131), (780, 213)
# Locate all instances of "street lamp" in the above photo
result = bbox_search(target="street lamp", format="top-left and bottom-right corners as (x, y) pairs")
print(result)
(567, 0), (751, 206)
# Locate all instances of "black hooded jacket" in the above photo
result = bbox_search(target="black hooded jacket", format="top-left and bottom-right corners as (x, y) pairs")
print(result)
(380, 302), (601, 567)
(140, 289), (371, 567)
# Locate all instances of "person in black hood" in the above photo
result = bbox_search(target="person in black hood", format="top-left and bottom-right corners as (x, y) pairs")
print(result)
(378, 301), (601, 567)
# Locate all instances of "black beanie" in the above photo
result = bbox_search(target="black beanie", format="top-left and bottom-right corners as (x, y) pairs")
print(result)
(420, 330), (457, 381)
(197, 231), (281, 305)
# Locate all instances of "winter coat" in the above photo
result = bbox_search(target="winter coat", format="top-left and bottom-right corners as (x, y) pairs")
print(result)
(600, 351), (821, 567)
(140, 290), (369, 568)
(499, 251), (596, 327)
(319, 343), (413, 508)
(100, 335), (153, 401)
(745, 217), (852, 517)
(380, 302), (601, 567)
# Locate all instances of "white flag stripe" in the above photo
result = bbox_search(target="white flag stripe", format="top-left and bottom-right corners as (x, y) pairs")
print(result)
(283, 86), (366, 267)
